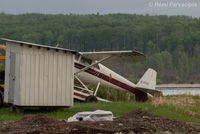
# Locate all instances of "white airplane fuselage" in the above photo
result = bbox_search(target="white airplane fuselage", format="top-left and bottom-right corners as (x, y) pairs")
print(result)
(75, 62), (137, 93)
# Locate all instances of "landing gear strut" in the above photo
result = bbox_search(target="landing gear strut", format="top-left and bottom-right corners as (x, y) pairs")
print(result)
(134, 90), (148, 102)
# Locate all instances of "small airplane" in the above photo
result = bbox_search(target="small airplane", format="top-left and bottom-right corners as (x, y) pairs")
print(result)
(0, 42), (162, 105)
(73, 50), (162, 102)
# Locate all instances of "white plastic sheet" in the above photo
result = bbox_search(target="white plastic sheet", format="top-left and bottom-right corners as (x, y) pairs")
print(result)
(67, 110), (113, 122)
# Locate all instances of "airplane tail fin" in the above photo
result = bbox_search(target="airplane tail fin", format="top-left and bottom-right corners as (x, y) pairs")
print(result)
(137, 68), (157, 90)
(136, 68), (162, 97)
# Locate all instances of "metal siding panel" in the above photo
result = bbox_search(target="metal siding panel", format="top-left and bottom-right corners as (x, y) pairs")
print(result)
(20, 52), (26, 105)
(70, 54), (74, 105)
(9, 52), (16, 103)
(66, 54), (70, 105)
(42, 51), (46, 105)
(14, 53), (20, 105)
(44, 51), (49, 105)
(25, 48), (30, 105)
(8, 43), (23, 105)
(65, 53), (73, 106)
(48, 50), (54, 105)
(30, 52), (35, 105)
(25, 53), (31, 105)
(34, 53), (40, 105)
(39, 52), (44, 105)
(52, 52), (57, 105)
(61, 54), (67, 105)
(4, 45), (10, 103)
(56, 54), (62, 105)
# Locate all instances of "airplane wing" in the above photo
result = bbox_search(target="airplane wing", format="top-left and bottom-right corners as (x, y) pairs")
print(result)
(80, 50), (146, 63)
(75, 50), (145, 74)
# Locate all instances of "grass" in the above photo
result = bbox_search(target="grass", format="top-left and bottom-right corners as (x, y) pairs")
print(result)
(0, 95), (200, 125)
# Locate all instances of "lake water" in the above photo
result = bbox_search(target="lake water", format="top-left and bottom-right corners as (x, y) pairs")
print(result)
(158, 89), (200, 96)
(156, 86), (200, 96)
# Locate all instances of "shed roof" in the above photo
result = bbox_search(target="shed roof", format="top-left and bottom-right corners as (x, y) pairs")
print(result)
(0, 38), (77, 54)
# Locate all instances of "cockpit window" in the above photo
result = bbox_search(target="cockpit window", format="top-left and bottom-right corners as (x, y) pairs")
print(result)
(81, 57), (92, 65)
(75, 53), (79, 61)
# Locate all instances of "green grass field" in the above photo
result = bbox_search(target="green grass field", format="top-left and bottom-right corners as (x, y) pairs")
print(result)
(0, 95), (200, 126)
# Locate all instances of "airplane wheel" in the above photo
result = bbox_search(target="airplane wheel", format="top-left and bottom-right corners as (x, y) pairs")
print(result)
(85, 95), (98, 102)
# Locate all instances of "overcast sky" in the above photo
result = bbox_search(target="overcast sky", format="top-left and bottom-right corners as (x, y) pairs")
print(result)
(0, 0), (200, 17)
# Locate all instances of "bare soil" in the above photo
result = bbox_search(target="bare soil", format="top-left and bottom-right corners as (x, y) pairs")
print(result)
(0, 110), (198, 134)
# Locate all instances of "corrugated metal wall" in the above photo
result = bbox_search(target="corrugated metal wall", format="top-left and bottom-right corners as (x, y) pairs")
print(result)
(4, 42), (74, 107)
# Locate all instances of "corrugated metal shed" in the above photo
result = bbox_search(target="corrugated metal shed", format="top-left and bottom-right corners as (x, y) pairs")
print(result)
(1, 38), (76, 107)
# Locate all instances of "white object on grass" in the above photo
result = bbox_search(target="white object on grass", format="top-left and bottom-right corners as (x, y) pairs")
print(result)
(67, 110), (113, 122)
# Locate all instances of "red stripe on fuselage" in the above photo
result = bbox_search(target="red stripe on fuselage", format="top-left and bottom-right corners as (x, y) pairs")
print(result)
(75, 62), (138, 94)
(74, 92), (87, 98)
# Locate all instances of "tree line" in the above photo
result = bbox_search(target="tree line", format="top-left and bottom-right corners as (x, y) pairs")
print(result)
(0, 13), (200, 84)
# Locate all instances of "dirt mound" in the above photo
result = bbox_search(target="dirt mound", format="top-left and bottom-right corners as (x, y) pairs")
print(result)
(65, 110), (197, 134)
(16, 114), (58, 125)
(119, 110), (196, 133)
(0, 114), (67, 134)
(0, 111), (198, 134)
